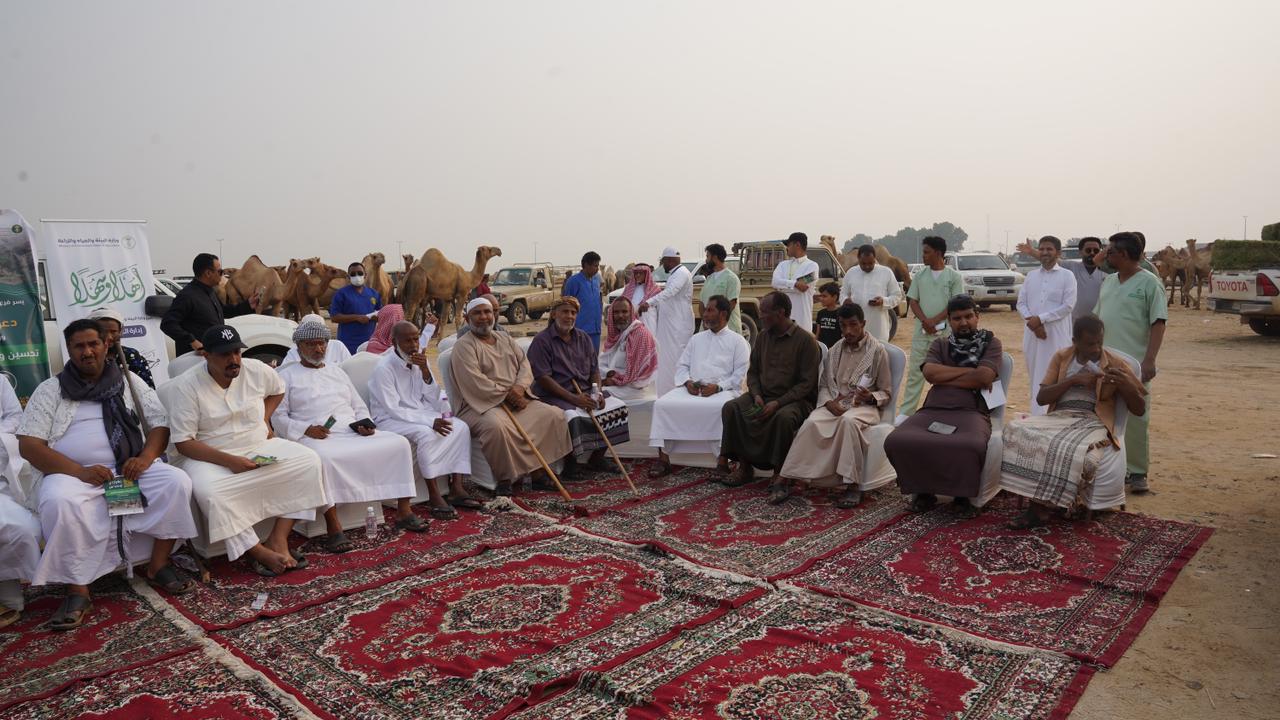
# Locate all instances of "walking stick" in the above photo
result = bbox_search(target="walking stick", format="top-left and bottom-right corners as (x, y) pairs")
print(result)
(501, 404), (573, 502)
(573, 380), (639, 496)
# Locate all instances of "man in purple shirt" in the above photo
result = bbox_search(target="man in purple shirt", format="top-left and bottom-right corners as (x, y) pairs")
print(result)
(528, 296), (630, 479)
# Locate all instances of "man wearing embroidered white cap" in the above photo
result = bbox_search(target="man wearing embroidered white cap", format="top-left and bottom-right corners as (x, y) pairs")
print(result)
(280, 314), (353, 367)
(638, 247), (694, 396)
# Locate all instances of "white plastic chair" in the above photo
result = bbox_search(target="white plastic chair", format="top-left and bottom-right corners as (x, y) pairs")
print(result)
(166, 352), (204, 380)
(973, 352), (1014, 508)
(339, 352), (382, 407)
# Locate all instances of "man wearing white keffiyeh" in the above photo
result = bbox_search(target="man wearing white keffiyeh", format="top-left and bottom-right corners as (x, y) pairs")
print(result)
(778, 304), (893, 508)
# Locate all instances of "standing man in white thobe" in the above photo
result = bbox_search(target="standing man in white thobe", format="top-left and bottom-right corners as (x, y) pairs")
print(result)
(0, 379), (40, 628)
(647, 296), (751, 478)
(840, 244), (903, 342)
(772, 232), (821, 329)
(275, 321), (422, 553)
(167, 325), (328, 577)
(1017, 236), (1077, 415)
(639, 247), (695, 396)
(18, 320), (199, 631)
(368, 321), (480, 520)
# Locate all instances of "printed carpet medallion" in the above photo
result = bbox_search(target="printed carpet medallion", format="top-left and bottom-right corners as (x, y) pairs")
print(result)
(790, 493), (1213, 665)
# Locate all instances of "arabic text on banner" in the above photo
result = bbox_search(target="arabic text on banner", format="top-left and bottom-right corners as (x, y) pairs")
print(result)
(0, 210), (51, 404)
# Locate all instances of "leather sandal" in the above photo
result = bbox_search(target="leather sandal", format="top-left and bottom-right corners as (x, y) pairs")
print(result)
(147, 565), (196, 595)
(48, 594), (92, 632)
(324, 531), (354, 554)
(834, 487), (863, 509)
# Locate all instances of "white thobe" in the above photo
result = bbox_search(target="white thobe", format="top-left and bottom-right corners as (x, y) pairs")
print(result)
(0, 382), (39, 595)
(167, 360), (326, 560)
(16, 375), (197, 585)
(275, 363), (416, 505)
(1017, 264), (1078, 415)
(629, 286), (660, 337)
(649, 328), (751, 455)
(839, 264), (902, 342)
(280, 340), (352, 368)
(772, 257), (821, 327)
(645, 266), (695, 396)
(368, 351), (471, 479)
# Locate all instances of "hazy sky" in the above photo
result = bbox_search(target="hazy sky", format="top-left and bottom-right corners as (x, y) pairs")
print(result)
(3, 1), (1277, 275)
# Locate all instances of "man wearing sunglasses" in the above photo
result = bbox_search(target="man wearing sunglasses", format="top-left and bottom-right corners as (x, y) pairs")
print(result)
(329, 261), (384, 354)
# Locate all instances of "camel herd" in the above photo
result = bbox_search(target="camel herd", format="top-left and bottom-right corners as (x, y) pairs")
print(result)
(213, 247), (506, 327)
(1153, 239), (1213, 310)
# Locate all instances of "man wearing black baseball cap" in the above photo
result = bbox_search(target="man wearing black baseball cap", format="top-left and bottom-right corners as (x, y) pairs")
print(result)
(166, 325), (328, 576)
(771, 232), (821, 328)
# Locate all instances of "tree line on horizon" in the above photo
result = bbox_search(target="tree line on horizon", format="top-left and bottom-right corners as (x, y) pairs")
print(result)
(841, 222), (969, 262)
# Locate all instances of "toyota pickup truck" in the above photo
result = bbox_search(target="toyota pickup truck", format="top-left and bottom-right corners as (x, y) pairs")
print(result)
(1208, 267), (1280, 336)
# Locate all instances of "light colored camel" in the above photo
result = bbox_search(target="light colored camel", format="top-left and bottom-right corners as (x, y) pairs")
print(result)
(401, 246), (503, 330)
(226, 255), (286, 316)
(304, 258), (349, 316)
(361, 252), (393, 304)
(1182, 239), (1213, 310)
(1153, 246), (1190, 307)
(280, 258), (311, 320)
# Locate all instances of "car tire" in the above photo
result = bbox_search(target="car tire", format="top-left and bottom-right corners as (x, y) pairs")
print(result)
(1248, 318), (1280, 336)
(506, 301), (528, 325)
(978, 302), (991, 309)
(740, 314), (759, 346)
(528, 310), (544, 320)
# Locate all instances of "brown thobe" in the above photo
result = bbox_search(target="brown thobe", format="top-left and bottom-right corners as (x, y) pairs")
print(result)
(779, 334), (893, 487)
(884, 334), (1003, 497)
(450, 331), (572, 480)
(720, 322), (821, 470)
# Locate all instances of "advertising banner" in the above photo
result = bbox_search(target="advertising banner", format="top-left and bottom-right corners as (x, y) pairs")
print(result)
(0, 209), (50, 403)
(41, 220), (168, 381)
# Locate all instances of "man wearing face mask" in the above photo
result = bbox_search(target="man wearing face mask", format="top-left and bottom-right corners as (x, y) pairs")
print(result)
(885, 295), (1003, 518)
(329, 261), (383, 355)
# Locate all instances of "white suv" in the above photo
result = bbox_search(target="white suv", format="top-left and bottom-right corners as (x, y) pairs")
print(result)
(945, 252), (1023, 309)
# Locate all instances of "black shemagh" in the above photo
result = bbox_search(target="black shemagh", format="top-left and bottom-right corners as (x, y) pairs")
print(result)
(947, 329), (994, 369)
(57, 359), (145, 473)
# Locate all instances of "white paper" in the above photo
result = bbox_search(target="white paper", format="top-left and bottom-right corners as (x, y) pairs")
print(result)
(980, 382), (1006, 410)
(251, 592), (268, 610)
(419, 323), (436, 350)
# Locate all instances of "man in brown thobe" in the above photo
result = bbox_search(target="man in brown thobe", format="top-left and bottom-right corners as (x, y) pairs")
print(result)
(884, 294), (1003, 518)
(719, 291), (821, 497)
(449, 299), (572, 496)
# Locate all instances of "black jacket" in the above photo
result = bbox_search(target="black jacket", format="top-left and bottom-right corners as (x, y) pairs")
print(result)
(160, 281), (252, 355)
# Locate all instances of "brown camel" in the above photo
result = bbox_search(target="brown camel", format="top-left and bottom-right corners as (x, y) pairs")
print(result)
(361, 252), (393, 304)
(401, 246), (503, 330)
(1153, 246), (1191, 307)
(280, 258), (311, 320)
(1182, 239), (1213, 310)
(304, 258), (350, 316)
(227, 255), (286, 316)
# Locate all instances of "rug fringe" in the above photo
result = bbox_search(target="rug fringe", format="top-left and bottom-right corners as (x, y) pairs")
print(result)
(773, 579), (1075, 661)
(131, 578), (323, 719)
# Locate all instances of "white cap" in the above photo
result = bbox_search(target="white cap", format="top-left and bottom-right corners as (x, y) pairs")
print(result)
(661, 246), (680, 258)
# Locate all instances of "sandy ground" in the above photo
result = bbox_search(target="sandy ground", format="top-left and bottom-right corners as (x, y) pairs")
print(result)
(485, 303), (1280, 718)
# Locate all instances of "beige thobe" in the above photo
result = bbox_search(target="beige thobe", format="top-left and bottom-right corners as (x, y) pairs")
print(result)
(449, 332), (572, 480)
(780, 335), (892, 487)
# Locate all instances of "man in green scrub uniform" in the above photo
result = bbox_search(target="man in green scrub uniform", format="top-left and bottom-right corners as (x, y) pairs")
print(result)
(899, 236), (965, 415)
(701, 244), (742, 335)
(1093, 232), (1166, 494)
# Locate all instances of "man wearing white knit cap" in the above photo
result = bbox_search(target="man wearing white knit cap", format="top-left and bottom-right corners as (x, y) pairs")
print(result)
(275, 321), (422, 551)
(638, 247), (695, 396)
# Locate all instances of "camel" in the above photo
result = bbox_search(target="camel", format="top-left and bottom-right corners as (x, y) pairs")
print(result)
(819, 235), (913, 296)
(1153, 246), (1191, 307)
(361, 252), (393, 304)
(1182, 239), (1213, 310)
(280, 258), (311, 320)
(226, 255), (286, 316)
(401, 246), (503, 330)
(306, 258), (350, 315)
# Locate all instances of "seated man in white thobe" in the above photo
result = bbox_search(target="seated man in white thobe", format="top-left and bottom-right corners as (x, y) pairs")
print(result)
(528, 296), (631, 480)
(368, 321), (479, 519)
(648, 295), (751, 478)
(275, 321), (423, 551)
(17, 319), (198, 631)
(167, 325), (327, 577)
(0, 379), (40, 628)
(839, 244), (903, 343)
(280, 314), (352, 367)
(599, 296), (658, 402)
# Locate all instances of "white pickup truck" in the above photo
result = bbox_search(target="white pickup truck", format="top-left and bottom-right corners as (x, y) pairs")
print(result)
(36, 260), (297, 376)
(1207, 267), (1280, 336)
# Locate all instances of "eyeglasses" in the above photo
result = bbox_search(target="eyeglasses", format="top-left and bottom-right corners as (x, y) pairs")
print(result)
(349, 272), (365, 277)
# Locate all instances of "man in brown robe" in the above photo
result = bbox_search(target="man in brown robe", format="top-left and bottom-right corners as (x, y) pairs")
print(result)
(884, 294), (1003, 518)
(449, 299), (572, 496)
(719, 291), (821, 498)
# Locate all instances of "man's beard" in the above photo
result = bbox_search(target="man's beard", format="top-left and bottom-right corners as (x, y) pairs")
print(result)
(302, 351), (326, 366)
(472, 323), (492, 337)
(394, 346), (411, 362)
(953, 328), (976, 339)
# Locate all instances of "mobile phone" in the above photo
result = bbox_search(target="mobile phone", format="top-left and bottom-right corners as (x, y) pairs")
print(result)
(323, 416), (337, 430)
(927, 421), (957, 435)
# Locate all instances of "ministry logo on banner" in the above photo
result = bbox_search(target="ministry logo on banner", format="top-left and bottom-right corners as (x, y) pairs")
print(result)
(41, 221), (169, 382)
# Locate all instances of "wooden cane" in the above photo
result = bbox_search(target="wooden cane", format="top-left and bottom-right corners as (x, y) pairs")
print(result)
(501, 404), (573, 502)
(573, 380), (639, 496)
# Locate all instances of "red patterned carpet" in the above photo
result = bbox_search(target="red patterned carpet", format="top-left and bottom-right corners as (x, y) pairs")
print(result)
(161, 506), (557, 630)
(215, 534), (763, 719)
(509, 591), (1091, 720)
(3, 648), (305, 719)
(0, 465), (1211, 719)
(790, 493), (1213, 666)
(0, 577), (197, 712)
(571, 480), (907, 579)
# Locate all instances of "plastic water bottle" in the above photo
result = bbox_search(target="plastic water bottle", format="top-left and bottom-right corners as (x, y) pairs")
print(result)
(365, 506), (377, 535)
(591, 382), (602, 403)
